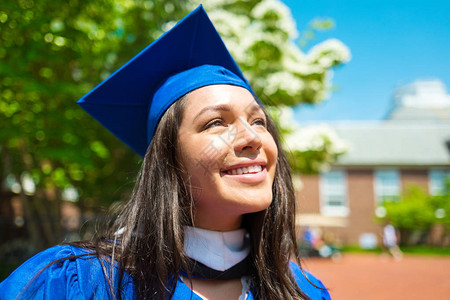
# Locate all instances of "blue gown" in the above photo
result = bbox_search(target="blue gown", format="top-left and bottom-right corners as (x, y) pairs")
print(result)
(0, 245), (331, 299)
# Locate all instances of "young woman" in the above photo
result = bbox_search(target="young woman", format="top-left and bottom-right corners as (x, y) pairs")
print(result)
(0, 6), (330, 300)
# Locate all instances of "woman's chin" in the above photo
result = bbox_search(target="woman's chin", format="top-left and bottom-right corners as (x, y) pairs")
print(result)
(234, 194), (273, 214)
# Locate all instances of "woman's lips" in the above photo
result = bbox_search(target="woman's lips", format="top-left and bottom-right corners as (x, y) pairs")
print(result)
(224, 165), (263, 175)
(221, 166), (267, 183)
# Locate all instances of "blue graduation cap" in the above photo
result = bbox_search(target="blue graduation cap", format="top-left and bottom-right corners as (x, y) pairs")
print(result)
(77, 5), (253, 157)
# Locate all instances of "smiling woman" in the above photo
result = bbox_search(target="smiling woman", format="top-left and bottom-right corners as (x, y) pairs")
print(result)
(178, 85), (278, 231)
(0, 5), (330, 300)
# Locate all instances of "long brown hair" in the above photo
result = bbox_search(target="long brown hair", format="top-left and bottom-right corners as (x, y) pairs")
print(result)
(71, 94), (310, 299)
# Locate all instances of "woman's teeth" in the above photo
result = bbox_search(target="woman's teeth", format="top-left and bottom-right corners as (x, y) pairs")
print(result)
(226, 165), (263, 175)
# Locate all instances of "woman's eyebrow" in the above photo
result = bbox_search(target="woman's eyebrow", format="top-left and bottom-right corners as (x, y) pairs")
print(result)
(245, 103), (264, 114)
(194, 104), (231, 119)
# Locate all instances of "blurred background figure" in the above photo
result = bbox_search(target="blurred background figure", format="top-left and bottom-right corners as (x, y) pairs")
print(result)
(301, 226), (341, 260)
(382, 223), (403, 261)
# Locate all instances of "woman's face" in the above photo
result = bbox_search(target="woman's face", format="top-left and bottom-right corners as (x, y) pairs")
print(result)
(178, 84), (278, 231)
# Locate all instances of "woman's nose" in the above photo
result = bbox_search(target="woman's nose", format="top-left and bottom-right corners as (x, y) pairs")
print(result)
(232, 119), (262, 152)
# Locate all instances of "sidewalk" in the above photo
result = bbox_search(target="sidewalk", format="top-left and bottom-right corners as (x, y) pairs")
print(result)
(302, 253), (450, 300)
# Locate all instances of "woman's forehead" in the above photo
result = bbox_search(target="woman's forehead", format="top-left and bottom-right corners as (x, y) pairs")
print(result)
(184, 84), (260, 113)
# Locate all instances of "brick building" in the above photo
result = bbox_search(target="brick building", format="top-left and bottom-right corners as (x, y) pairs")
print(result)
(296, 80), (450, 246)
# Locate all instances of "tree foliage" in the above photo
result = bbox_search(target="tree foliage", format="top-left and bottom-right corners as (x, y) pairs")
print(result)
(0, 0), (350, 248)
(196, 0), (351, 106)
(380, 184), (450, 245)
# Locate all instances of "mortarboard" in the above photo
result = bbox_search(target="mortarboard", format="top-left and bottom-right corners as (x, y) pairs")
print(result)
(77, 5), (254, 157)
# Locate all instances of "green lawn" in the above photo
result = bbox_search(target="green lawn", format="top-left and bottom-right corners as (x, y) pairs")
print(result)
(341, 245), (450, 256)
(400, 245), (450, 256)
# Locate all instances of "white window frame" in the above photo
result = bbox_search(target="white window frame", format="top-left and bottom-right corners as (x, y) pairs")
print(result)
(374, 169), (401, 203)
(429, 169), (450, 195)
(319, 170), (349, 217)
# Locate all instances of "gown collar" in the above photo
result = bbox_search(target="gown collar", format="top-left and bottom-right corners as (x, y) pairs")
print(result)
(184, 226), (251, 272)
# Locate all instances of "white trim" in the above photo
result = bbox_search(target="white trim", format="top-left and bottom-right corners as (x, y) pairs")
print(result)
(319, 170), (349, 217)
(296, 213), (348, 227)
(374, 169), (401, 203)
(429, 169), (450, 195)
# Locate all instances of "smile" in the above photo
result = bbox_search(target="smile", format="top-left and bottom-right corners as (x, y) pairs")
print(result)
(224, 165), (263, 175)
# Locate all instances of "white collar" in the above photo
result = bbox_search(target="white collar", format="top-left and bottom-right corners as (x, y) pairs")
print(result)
(184, 226), (251, 271)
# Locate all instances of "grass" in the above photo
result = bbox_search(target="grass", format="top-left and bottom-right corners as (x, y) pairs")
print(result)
(340, 245), (383, 254)
(400, 245), (450, 256)
(341, 245), (450, 256)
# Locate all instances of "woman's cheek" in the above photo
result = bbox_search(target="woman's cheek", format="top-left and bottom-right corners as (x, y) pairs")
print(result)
(183, 138), (224, 180)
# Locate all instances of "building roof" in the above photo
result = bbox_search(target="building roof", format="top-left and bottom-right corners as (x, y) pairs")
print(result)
(331, 80), (450, 167)
(386, 106), (450, 123)
(333, 122), (450, 167)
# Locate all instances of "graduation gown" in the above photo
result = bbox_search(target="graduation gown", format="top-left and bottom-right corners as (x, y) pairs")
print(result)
(0, 245), (331, 299)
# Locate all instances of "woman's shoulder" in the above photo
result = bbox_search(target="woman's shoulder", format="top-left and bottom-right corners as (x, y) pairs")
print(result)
(289, 261), (331, 300)
(0, 245), (134, 299)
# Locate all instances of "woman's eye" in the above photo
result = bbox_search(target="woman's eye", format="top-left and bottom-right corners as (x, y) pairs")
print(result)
(204, 119), (224, 130)
(253, 118), (266, 127)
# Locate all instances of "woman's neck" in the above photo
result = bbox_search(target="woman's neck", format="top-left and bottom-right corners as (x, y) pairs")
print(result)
(193, 212), (242, 231)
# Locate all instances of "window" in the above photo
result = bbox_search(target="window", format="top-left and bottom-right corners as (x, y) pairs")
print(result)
(429, 169), (450, 195)
(374, 170), (400, 203)
(320, 170), (349, 217)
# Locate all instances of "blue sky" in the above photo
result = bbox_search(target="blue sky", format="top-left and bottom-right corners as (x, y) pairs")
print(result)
(281, 0), (450, 122)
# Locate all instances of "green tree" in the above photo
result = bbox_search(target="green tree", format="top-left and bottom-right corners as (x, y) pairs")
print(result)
(196, 0), (350, 106)
(0, 0), (350, 252)
(381, 185), (450, 245)
(0, 0), (191, 249)
(429, 180), (450, 243)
